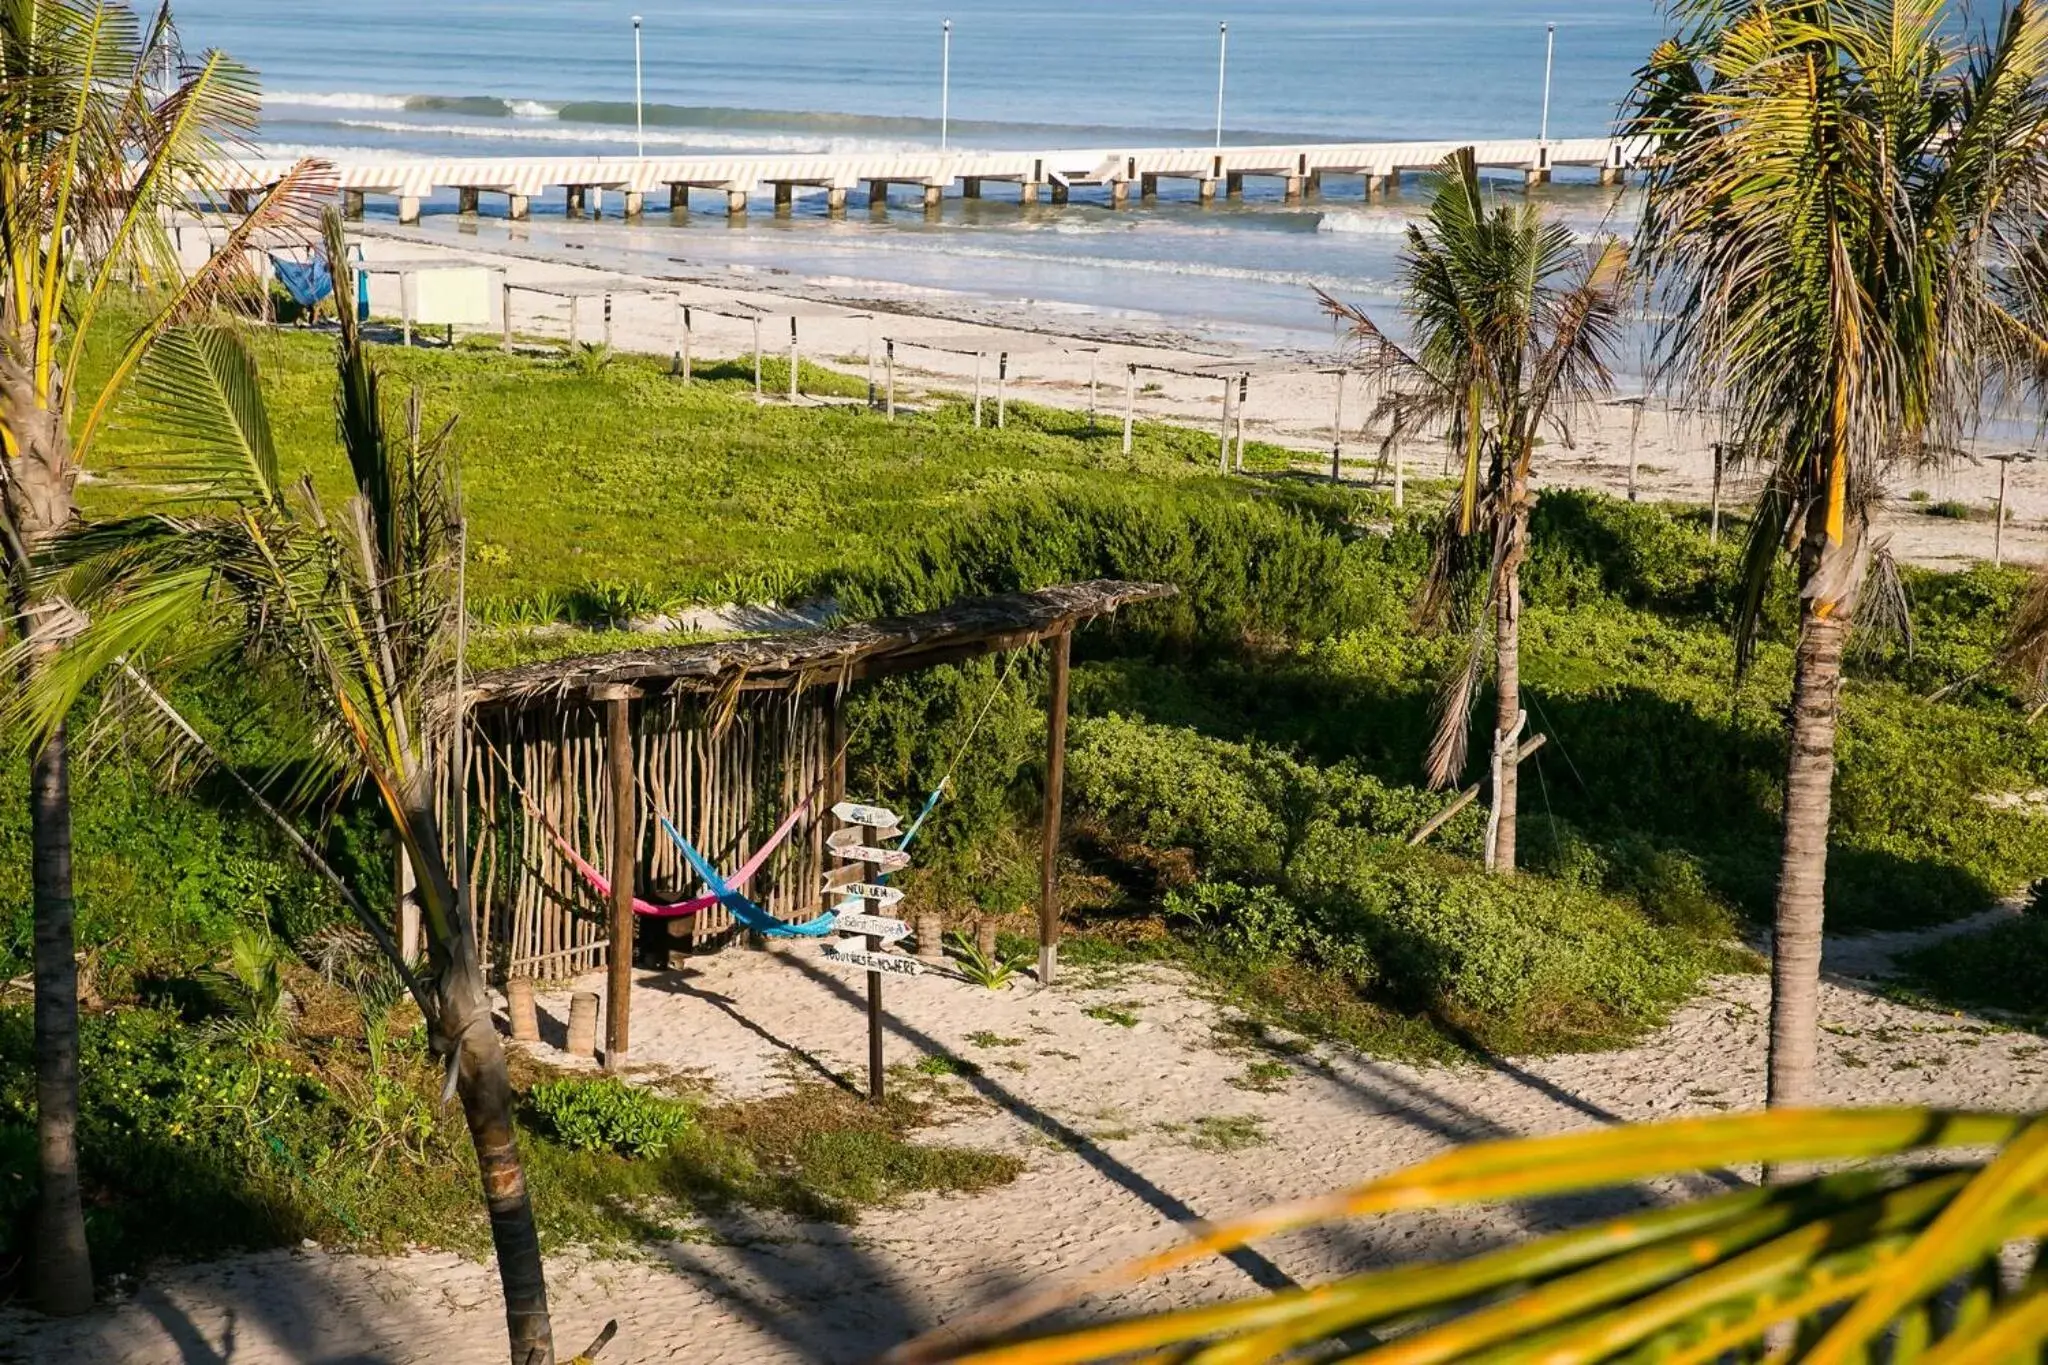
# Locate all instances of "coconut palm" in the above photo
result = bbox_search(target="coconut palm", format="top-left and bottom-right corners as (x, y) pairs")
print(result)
(7, 211), (558, 1365)
(0, 0), (325, 1313)
(884, 1106), (2048, 1364)
(1629, 0), (2048, 1108)
(1320, 148), (1627, 871)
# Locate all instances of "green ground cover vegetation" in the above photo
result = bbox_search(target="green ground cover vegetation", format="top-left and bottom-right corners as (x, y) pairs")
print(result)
(7, 321), (2043, 1279)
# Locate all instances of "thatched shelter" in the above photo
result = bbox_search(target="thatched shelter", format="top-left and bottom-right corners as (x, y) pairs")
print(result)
(444, 581), (1173, 1062)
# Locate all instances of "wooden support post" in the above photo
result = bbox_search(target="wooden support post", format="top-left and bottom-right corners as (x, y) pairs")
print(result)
(1283, 175), (1304, 202)
(457, 186), (479, 217)
(507, 193), (529, 221)
(343, 189), (366, 220)
(963, 177), (983, 199)
(398, 195), (422, 225)
(1050, 181), (1069, 205)
(1710, 442), (1724, 544)
(1039, 629), (1072, 988)
(604, 692), (635, 1070)
(1197, 177), (1218, 205)
(1330, 371), (1345, 482)
(1020, 181), (1041, 205)
(1110, 179), (1130, 208)
(400, 273), (414, 348)
(922, 183), (943, 213)
(1226, 171), (1244, 199)
(602, 293), (613, 351)
(670, 183), (689, 212)
(997, 351), (1009, 428)
(1627, 400), (1645, 503)
(1122, 364), (1137, 455)
(788, 317), (801, 401)
(862, 814), (885, 1101)
(1235, 374), (1250, 471)
(773, 181), (794, 214)
(506, 978), (540, 1042)
(623, 189), (644, 218)
(885, 340), (897, 419)
(869, 180), (889, 210)
(1218, 375), (1233, 470)
(565, 185), (585, 218)
(567, 295), (579, 350)
(726, 188), (748, 218)
(1140, 172), (1159, 201)
(680, 306), (693, 381)
(753, 315), (764, 402)
(1997, 459), (2010, 567)
(826, 185), (848, 215)
(501, 282), (513, 351)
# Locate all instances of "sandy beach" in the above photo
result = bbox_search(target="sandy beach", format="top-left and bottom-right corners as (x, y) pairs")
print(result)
(305, 220), (2048, 576)
(5, 909), (2037, 1365)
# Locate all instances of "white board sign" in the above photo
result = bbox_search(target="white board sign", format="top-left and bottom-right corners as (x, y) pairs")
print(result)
(833, 844), (911, 871)
(835, 912), (911, 942)
(836, 883), (904, 907)
(832, 801), (901, 829)
(822, 863), (870, 893)
(823, 946), (923, 976)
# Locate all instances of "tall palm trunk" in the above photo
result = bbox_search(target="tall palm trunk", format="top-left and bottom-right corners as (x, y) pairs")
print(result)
(3, 384), (94, 1315)
(1767, 510), (1864, 1110)
(399, 789), (553, 1365)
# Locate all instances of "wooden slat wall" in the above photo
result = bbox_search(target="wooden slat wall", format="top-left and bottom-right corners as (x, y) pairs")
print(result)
(444, 687), (834, 980)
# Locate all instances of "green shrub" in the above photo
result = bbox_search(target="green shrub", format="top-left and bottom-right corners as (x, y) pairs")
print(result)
(525, 1078), (694, 1158)
(1164, 879), (1378, 988)
(1898, 916), (2048, 1020)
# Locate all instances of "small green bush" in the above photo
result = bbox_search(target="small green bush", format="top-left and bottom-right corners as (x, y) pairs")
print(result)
(525, 1078), (694, 1158)
(1899, 916), (2048, 1020)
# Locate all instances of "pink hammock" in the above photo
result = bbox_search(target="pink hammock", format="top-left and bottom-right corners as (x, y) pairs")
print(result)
(537, 796), (812, 919)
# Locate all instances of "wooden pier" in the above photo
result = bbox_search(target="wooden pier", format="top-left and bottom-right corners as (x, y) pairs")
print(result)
(222, 136), (1650, 224)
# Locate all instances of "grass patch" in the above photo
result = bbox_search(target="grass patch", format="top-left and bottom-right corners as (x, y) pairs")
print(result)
(1227, 1060), (1294, 1094)
(1083, 1003), (1142, 1028)
(1897, 916), (2048, 1026)
(965, 1032), (1025, 1048)
(913, 1053), (982, 1078)
(1174, 1115), (1271, 1153)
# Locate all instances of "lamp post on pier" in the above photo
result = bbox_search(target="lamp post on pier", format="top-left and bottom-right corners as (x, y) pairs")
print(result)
(1214, 22), (1229, 151)
(941, 19), (952, 150)
(632, 14), (645, 158)
(1539, 22), (1555, 150)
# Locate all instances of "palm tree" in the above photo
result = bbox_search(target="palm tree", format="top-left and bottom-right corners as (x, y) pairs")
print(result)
(885, 1107), (2048, 1364)
(0, 0), (324, 1313)
(1320, 148), (1626, 871)
(9, 211), (560, 1365)
(1629, 0), (2048, 1108)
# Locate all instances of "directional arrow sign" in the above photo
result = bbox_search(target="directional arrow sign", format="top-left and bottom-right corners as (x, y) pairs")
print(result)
(838, 883), (904, 907)
(828, 825), (900, 853)
(835, 912), (911, 943)
(833, 843), (910, 872)
(823, 946), (923, 976)
(832, 801), (900, 829)
(822, 863), (870, 893)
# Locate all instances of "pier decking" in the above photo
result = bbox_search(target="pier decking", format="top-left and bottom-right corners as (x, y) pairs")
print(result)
(218, 137), (1651, 223)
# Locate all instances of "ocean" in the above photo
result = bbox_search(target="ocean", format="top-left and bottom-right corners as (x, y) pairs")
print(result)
(174, 0), (1669, 355)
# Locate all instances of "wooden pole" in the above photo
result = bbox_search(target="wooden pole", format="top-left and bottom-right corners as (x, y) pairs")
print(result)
(681, 306), (693, 381)
(1996, 459), (2010, 568)
(886, 341), (897, 419)
(604, 692), (635, 1070)
(1626, 399), (1644, 503)
(788, 316), (801, 401)
(1330, 371), (1345, 483)
(997, 351), (1009, 429)
(1408, 735), (1547, 847)
(501, 281), (513, 352)
(1710, 442), (1724, 545)
(1235, 374), (1249, 471)
(1122, 364), (1137, 455)
(1218, 376), (1233, 471)
(862, 813), (885, 1102)
(603, 292), (613, 350)
(1039, 628), (1072, 987)
(567, 295), (579, 351)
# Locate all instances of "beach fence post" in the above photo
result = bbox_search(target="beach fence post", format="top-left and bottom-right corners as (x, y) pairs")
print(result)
(501, 281), (513, 352)
(568, 295), (579, 351)
(603, 689), (636, 1071)
(400, 271), (414, 348)
(1709, 442), (1724, 544)
(752, 315), (764, 403)
(603, 292), (614, 351)
(788, 317), (801, 401)
(681, 306), (693, 381)
(1330, 370), (1346, 483)
(670, 298), (683, 376)
(1123, 363), (1137, 455)
(886, 340), (897, 418)
(1997, 457), (2011, 567)
(973, 350), (985, 428)
(1040, 627), (1073, 988)
(997, 351), (1009, 428)
(1627, 398), (1645, 503)
(1235, 374), (1249, 471)
(1218, 376), (1233, 471)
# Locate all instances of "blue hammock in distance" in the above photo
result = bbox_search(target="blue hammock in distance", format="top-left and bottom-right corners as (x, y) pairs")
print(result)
(270, 251), (370, 320)
(658, 814), (839, 938)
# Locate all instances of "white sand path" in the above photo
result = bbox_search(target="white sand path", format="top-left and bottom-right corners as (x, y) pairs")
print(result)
(7, 917), (2041, 1365)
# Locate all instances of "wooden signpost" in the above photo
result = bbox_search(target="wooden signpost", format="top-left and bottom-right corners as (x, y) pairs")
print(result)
(818, 801), (912, 1100)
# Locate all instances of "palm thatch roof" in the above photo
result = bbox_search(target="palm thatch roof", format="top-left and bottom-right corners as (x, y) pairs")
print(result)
(465, 580), (1175, 711)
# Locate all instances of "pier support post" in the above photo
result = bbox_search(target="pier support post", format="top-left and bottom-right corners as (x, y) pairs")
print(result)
(1525, 166), (1551, 188)
(1019, 181), (1041, 205)
(342, 189), (365, 220)
(623, 190), (644, 218)
(397, 195), (421, 225)
(1225, 171), (1244, 200)
(1110, 179), (1130, 208)
(1283, 175), (1304, 202)
(963, 177), (982, 199)
(826, 186), (848, 215)
(457, 187), (479, 217)
(774, 182), (794, 214)
(1140, 173), (1159, 201)
(1050, 181), (1069, 205)
(726, 188), (749, 218)
(507, 193), (529, 220)
(922, 183), (942, 212)
(565, 185), (586, 218)
(1366, 174), (1387, 199)
(868, 180), (889, 210)
(670, 183), (689, 212)
(1197, 177), (1218, 205)
(1306, 170), (1322, 198)
(1599, 166), (1625, 187)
